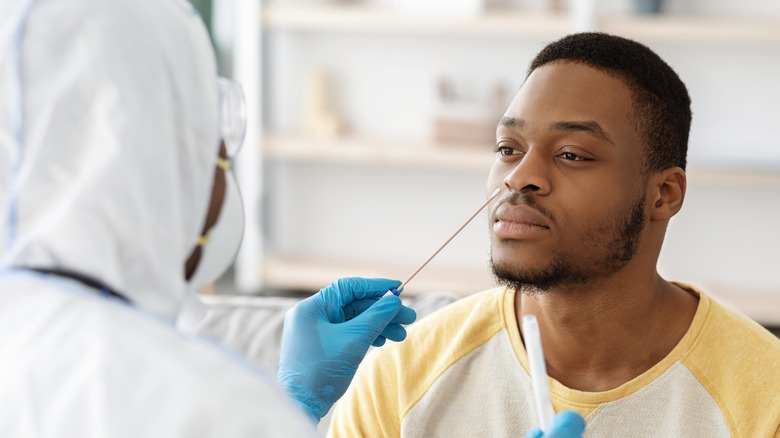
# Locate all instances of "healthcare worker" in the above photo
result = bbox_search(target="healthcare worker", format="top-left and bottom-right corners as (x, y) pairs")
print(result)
(0, 0), (584, 436)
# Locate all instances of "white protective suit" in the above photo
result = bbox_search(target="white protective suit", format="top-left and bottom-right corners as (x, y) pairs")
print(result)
(0, 0), (317, 436)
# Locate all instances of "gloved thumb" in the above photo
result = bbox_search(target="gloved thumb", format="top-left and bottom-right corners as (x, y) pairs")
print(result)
(547, 410), (585, 438)
(345, 294), (403, 343)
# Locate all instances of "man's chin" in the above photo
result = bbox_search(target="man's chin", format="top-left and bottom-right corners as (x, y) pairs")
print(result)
(489, 251), (550, 277)
(489, 256), (575, 293)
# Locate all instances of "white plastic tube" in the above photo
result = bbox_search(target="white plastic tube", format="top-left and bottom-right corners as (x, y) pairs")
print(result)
(522, 315), (556, 433)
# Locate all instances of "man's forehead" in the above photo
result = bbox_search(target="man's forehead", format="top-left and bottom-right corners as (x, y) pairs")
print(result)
(518, 62), (628, 102)
(523, 60), (617, 86)
(502, 62), (634, 135)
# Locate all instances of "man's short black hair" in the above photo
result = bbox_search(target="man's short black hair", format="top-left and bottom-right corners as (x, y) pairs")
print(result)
(529, 32), (691, 172)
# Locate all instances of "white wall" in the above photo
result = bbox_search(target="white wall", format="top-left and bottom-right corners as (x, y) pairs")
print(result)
(261, 3), (780, 294)
(659, 173), (780, 292)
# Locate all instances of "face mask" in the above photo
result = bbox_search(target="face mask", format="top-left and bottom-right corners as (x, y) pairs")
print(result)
(186, 78), (247, 290)
(187, 170), (245, 290)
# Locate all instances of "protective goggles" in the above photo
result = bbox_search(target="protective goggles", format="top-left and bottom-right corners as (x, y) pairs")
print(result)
(217, 77), (247, 165)
(187, 78), (247, 290)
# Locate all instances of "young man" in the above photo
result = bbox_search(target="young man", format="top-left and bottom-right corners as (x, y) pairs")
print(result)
(328, 33), (780, 437)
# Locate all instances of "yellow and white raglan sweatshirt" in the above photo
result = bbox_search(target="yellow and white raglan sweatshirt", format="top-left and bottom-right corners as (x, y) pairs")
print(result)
(328, 284), (780, 438)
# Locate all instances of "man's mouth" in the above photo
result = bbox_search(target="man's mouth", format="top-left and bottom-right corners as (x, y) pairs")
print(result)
(493, 204), (551, 240)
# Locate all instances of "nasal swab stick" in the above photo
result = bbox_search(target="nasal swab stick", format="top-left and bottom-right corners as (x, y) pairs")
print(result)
(388, 187), (501, 295)
(522, 315), (556, 433)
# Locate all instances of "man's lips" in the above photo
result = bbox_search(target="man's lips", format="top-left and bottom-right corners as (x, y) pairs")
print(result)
(492, 204), (551, 239)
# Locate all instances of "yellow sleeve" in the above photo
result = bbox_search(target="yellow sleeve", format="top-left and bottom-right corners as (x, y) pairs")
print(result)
(682, 292), (780, 437)
(327, 344), (402, 437)
(328, 288), (507, 437)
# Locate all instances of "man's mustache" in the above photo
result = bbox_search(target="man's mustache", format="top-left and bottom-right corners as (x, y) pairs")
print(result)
(492, 191), (556, 226)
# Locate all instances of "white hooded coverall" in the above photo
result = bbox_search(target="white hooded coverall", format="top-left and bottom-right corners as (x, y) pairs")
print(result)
(0, 0), (317, 435)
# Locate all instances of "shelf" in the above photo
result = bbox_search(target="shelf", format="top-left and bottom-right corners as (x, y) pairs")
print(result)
(706, 286), (780, 327)
(600, 15), (780, 45)
(262, 255), (780, 326)
(262, 133), (495, 171)
(261, 5), (780, 45)
(262, 5), (569, 39)
(686, 166), (780, 188)
(262, 254), (496, 297)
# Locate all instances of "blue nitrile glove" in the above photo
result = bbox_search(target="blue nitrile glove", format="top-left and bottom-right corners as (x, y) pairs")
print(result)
(523, 411), (586, 438)
(277, 277), (417, 423)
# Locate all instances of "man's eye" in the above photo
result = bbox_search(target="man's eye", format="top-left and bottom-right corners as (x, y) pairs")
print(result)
(561, 152), (587, 161)
(494, 146), (516, 156)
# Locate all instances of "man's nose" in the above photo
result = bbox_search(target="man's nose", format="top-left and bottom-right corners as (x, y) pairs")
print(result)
(503, 150), (551, 196)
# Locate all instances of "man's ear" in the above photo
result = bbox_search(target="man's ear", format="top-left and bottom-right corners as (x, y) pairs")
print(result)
(649, 167), (686, 221)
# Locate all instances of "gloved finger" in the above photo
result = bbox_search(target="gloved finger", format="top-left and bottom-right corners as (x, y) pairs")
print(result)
(315, 278), (400, 323)
(371, 336), (387, 347)
(327, 277), (402, 305)
(522, 429), (543, 438)
(392, 305), (417, 325)
(343, 298), (378, 320)
(379, 323), (407, 343)
(346, 294), (403, 344)
(547, 410), (586, 438)
(347, 300), (415, 324)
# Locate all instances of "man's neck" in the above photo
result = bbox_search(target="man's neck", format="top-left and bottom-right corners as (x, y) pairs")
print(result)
(515, 269), (698, 392)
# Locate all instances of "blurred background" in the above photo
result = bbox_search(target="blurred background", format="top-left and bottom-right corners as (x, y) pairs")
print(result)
(191, 0), (780, 332)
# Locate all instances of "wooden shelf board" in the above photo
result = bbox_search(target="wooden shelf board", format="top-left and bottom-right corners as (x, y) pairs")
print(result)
(685, 166), (780, 188)
(262, 255), (780, 326)
(262, 5), (780, 44)
(262, 5), (569, 38)
(601, 15), (780, 45)
(262, 254), (496, 297)
(262, 133), (495, 171)
(706, 285), (780, 327)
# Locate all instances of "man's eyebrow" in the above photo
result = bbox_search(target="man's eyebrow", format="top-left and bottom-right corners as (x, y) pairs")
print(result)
(549, 121), (615, 146)
(498, 117), (525, 129)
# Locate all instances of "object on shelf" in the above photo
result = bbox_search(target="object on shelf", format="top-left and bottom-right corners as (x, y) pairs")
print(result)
(304, 69), (345, 139)
(513, 0), (565, 14)
(571, 0), (597, 32)
(546, 0), (566, 14)
(432, 77), (509, 145)
(389, 0), (485, 17)
(633, 0), (663, 14)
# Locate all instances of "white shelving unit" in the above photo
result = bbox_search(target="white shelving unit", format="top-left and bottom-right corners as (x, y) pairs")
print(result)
(262, 5), (780, 44)
(231, 2), (780, 324)
(263, 133), (494, 171)
(262, 254), (495, 297)
(262, 5), (571, 38)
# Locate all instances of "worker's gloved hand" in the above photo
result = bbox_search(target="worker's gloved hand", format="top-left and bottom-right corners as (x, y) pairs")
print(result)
(523, 411), (586, 438)
(277, 277), (416, 423)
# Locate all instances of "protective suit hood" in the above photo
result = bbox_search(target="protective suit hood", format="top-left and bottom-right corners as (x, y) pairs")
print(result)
(0, 0), (219, 320)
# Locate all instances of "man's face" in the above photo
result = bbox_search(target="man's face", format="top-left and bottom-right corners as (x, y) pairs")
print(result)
(488, 61), (649, 292)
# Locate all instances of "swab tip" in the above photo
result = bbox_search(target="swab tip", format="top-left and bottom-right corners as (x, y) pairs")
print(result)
(383, 288), (401, 298)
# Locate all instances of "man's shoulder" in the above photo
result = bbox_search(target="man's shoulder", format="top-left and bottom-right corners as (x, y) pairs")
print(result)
(366, 286), (508, 387)
(681, 286), (780, 435)
(328, 286), (512, 437)
(697, 289), (780, 361)
(405, 286), (509, 347)
(682, 284), (780, 371)
(413, 285), (507, 319)
(673, 283), (780, 361)
(377, 287), (508, 385)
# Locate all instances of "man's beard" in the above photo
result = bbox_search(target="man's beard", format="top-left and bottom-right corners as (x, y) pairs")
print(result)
(490, 194), (646, 294)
